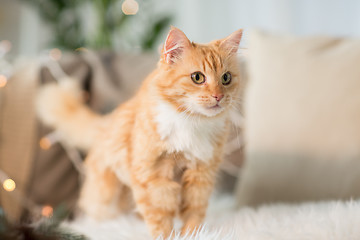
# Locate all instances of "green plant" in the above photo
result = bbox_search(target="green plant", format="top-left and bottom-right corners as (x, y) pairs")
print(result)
(20, 0), (171, 51)
(0, 207), (87, 240)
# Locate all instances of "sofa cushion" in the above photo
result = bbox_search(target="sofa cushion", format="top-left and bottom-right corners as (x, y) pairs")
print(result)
(236, 31), (360, 206)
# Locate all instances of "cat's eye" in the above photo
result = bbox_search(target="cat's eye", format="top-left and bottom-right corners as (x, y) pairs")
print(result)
(191, 72), (205, 84)
(221, 72), (232, 85)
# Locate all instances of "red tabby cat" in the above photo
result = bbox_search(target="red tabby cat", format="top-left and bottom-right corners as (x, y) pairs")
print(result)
(37, 27), (243, 238)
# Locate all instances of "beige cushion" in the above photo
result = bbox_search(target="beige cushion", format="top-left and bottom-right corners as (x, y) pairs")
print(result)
(0, 63), (39, 220)
(236, 31), (360, 206)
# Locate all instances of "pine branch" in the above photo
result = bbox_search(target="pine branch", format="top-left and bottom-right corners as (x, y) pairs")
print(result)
(0, 207), (88, 240)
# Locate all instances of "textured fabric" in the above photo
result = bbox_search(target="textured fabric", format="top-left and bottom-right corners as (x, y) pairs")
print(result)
(67, 196), (360, 240)
(0, 63), (39, 220)
(236, 31), (360, 206)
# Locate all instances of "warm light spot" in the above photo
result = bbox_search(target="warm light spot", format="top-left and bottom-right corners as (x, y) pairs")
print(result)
(49, 48), (62, 61)
(39, 137), (52, 150)
(75, 47), (89, 52)
(41, 205), (53, 217)
(3, 179), (16, 192)
(122, 0), (139, 15)
(0, 40), (12, 52)
(0, 75), (7, 88)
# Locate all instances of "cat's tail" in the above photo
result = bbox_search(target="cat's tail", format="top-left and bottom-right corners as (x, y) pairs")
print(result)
(36, 78), (103, 151)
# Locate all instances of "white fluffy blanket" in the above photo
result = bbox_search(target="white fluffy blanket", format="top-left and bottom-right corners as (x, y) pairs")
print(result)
(67, 196), (360, 240)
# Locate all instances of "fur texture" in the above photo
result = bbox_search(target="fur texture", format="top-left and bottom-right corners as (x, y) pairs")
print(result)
(67, 197), (360, 240)
(36, 27), (243, 238)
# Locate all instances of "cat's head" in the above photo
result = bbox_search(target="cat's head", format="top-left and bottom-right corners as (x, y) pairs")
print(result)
(156, 27), (243, 118)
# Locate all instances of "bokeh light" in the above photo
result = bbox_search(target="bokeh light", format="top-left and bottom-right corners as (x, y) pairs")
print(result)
(122, 0), (139, 15)
(49, 48), (62, 61)
(39, 137), (52, 150)
(0, 75), (7, 88)
(3, 179), (16, 192)
(41, 205), (53, 217)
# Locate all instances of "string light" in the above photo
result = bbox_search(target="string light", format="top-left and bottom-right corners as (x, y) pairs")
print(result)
(0, 49), (90, 220)
(39, 131), (85, 175)
(39, 131), (61, 150)
(0, 74), (7, 88)
(39, 137), (52, 150)
(1, 170), (47, 219)
(122, 0), (139, 15)
(0, 40), (13, 87)
(0, 49), (87, 220)
(41, 205), (54, 217)
(49, 48), (62, 61)
(3, 178), (16, 192)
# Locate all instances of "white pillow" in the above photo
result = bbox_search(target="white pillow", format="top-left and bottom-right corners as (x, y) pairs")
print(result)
(236, 30), (360, 206)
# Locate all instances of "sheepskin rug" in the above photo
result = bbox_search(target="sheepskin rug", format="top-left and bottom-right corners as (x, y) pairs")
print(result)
(67, 195), (360, 240)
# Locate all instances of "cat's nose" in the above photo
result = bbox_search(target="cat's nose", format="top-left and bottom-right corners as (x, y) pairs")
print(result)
(212, 94), (224, 102)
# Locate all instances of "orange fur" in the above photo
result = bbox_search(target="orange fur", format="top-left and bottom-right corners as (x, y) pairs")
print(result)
(36, 27), (243, 238)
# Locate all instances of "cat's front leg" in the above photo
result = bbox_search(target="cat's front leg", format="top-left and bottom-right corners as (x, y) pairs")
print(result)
(180, 161), (219, 235)
(131, 157), (180, 238)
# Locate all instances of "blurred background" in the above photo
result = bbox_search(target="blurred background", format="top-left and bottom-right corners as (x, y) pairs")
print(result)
(2, 0), (360, 56)
(1, 0), (360, 232)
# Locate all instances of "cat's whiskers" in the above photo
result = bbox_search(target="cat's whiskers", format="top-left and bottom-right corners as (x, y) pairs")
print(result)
(230, 119), (242, 149)
(175, 103), (187, 112)
(230, 95), (243, 106)
(228, 102), (241, 114)
(183, 106), (195, 121)
(230, 96), (243, 105)
(224, 97), (242, 150)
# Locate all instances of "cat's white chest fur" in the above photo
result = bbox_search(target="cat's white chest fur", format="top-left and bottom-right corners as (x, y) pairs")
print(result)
(154, 101), (226, 162)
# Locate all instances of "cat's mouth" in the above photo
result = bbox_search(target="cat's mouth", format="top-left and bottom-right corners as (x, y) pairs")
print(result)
(201, 103), (225, 117)
(208, 103), (222, 109)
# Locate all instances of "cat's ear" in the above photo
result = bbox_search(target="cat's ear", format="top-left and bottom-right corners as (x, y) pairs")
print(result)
(220, 29), (243, 55)
(162, 27), (191, 64)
